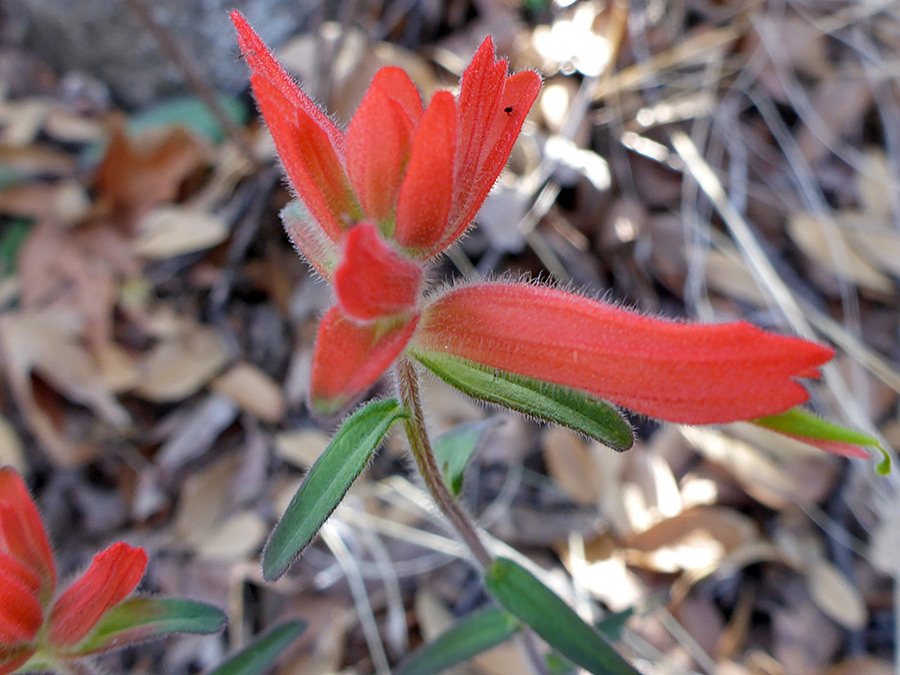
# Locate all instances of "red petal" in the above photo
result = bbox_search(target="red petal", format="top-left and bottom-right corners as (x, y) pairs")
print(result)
(0, 555), (42, 644)
(334, 223), (422, 321)
(0, 648), (36, 675)
(250, 73), (355, 241)
(232, 12), (355, 241)
(346, 72), (418, 222)
(310, 307), (419, 416)
(414, 283), (834, 425)
(367, 67), (423, 125)
(395, 92), (457, 250)
(0, 468), (55, 602)
(48, 542), (148, 647)
(443, 38), (540, 251)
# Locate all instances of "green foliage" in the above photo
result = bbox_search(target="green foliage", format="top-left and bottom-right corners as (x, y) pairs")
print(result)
(433, 420), (500, 497)
(484, 558), (639, 675)
(412, 351), (633, 451)
(208, 620), (307, 675)
(399, 608), (520, 675)
(263, 398), (409, 581)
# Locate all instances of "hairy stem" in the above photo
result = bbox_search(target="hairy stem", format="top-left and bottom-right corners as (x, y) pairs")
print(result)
(395, 356), (492, 569)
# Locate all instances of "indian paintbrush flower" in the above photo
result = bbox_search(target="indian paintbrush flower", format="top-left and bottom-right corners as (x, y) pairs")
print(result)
(232, 12), (880, 461)
(0, 467), (227, 674)
(0, 467), (146, 673)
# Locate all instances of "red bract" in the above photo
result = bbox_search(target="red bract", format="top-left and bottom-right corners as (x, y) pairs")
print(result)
(0, 467), (147, 674)
(233, 14), (869, 458)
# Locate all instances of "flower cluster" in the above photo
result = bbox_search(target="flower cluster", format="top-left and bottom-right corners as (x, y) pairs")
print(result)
(233, 12), (876, 460)
(0, 467), (147, 674)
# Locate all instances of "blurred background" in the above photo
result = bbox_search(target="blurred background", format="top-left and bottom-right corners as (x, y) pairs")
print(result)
(1, 0), (899, 673)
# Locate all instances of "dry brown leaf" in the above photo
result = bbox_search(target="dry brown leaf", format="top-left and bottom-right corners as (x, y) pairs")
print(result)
(0, 179), (91, 224)
(274, 429), (330, 469)
(0, 99), (48, 146)
(17, 220), (137, 350)
(211, 362), (285, 423)
(94, 124), (207, 227)
(825, 657), (893, 675)
(0, 144), (76, 179)
(869, 512), (900, 576)
(806, 559), (868, 630)
(796, 77), (873, 165)
(0, 309), (128, 466)
(857, 149), (892, 220)
(624, 506), (758, 573)
(542, 427), (601, 506)
(133, 322), (228, 402)
(788, 212), (892, 293)
(195, 510), (267, 560)
(134, 205), (229, 259)
(173, 452), (241, 545)
(0, 415), (25, 472)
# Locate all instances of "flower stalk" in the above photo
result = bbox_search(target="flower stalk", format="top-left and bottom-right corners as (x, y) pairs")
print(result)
(395, 356), (493, 569)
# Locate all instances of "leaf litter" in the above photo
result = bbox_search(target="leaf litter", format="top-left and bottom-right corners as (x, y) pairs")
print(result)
(0, 1), (898, 673)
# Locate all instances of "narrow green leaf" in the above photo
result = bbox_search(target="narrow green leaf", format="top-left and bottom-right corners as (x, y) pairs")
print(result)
(208, 620), (307, 675)
(0, 220), (31, 276)
(73, 598), (226, 655)
(596, 608), (635, 643)
(484, 558), (639, 675)
(755, 407), (878, 446)
(433, 420), (501, 497)
(412, 351), (633, 451)
(399, 608), (519, 675)
(263, 398), (408, 581)
(754, 407), (890, 474)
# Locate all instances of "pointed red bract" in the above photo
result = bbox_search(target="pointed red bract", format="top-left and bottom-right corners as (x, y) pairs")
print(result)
(310, 307), (420, 416)
(0, 557), (41, 644)
(395, 91), (457, 250)
(0, 468), (55, 602)
(233, 13), (355, 241)
(346, 71), (418, 222)
(334, 223), (422, 321)
(414, 283), (834, 424)
(441, 38), (540, 252)
(48, 542), (148, 648)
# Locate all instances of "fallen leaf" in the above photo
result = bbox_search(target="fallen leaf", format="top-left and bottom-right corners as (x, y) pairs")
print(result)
(195, 510), (267, 560)
(0, 415), (25, 472)
(134, 205), (229, 258)
(274, 429), (330, 469)
(542, 427), (602, 506)
(133, 322), (228, 402)
(807, 559), (868, 630)
(211, 361), (285, 423)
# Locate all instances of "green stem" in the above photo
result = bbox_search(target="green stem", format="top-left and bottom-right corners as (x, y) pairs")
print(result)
(395, 356), (492, 569)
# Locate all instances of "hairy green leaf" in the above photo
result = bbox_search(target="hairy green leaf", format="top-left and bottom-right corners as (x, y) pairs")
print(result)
(208, 620), (307, 675)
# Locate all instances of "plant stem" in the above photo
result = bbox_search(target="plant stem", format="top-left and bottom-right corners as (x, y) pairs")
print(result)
(395, 356), (492, 569)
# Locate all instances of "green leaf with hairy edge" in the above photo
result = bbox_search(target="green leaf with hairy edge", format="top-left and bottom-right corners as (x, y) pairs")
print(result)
(398, 607), (519, 675)
(411, 351), (633, 452)
(208, 620), (307, 675)
(72, 598), (226, 655)
(754, 407), (890, 474)
(484, 558), (639, 675)
(434, 419), (501, 497)
(263, 398), (408, 581)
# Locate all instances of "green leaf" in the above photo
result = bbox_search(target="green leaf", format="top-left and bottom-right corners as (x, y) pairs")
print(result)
(263, 398), (408, 581)
(596, 608), (635, 643)
(411, 351), (633, 451)
(130, 95), (248, 144)
(399, 608), (519, 675)
(754, 407), (890, 474)
(73, 598), (226, 655)
(433, 420), (500, 497)
(484, 558), (639, 675)
(0, 220), (32, 277)
(208, 620), (307, 675)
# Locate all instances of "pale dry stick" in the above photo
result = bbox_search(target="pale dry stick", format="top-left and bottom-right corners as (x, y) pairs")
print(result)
(355, 523), (410, 657)
(123, 0), (258, 166)
(658, 608), (719, 675)
(320, 522), (392, 675)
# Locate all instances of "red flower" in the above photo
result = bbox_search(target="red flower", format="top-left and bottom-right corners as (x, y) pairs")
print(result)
(232, 13), (872, 458)
(0, 467), (147, 674)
